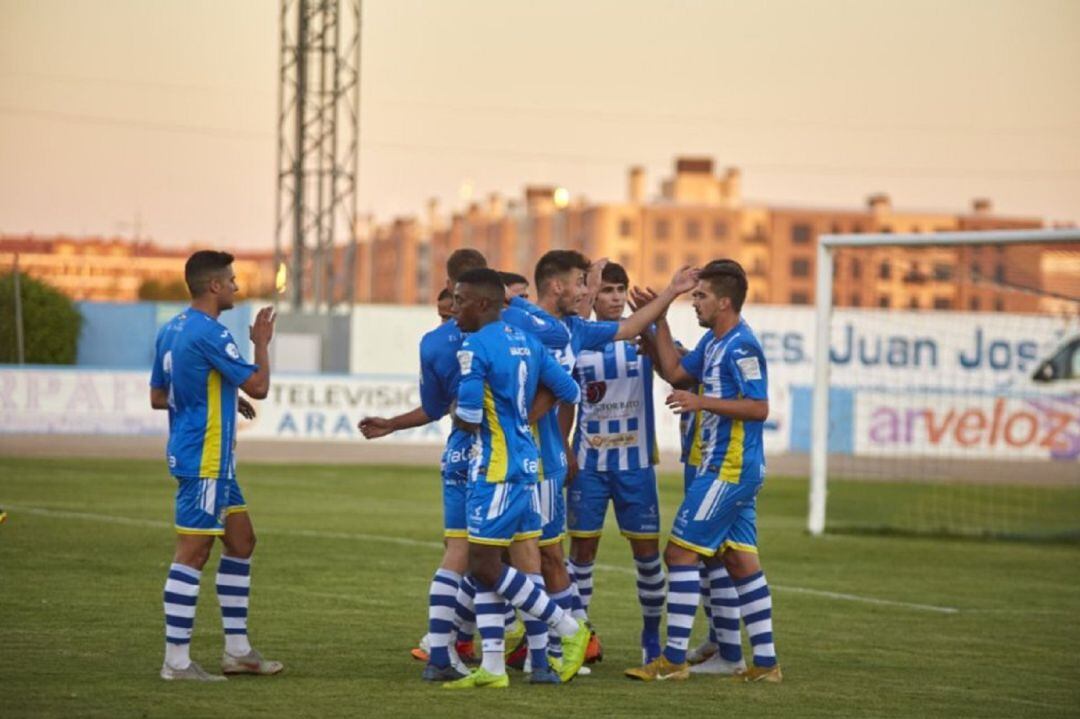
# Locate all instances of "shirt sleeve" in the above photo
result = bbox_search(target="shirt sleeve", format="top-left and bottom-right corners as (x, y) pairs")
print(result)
(149, 328), (169, 389)
(455, 337), (488, 425)
(575, 318), (620, 352)
(418, 339), (448, 420)
(539, 346), (582, 405)
(502, 297), (570, 349)
(200, 327), (258, 387)
(679, 332), (711, 382)
(727, 340), (769, 400)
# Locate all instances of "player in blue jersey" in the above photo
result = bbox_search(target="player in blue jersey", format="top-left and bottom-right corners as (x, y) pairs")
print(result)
(441, 268), (592, 689)
(527, 250), (698, 665)
(625, 259), (781, 684)
(149, 251), (283, 681)
(563, 262), (668, 664)
(359, 249), (570, 681)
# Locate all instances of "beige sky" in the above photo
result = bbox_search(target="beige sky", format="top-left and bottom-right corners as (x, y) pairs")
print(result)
(1, 0), (1078, 249)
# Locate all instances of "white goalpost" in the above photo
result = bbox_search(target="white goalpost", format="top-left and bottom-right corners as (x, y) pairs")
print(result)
(809, 228), (1080, 538)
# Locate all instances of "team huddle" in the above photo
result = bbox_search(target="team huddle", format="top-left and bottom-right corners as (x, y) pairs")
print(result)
(361, 248), (781, 687)
(149, 247), (780, 687)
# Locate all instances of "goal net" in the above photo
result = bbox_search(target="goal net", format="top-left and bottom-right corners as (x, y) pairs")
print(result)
(809, 229), (1080, 540)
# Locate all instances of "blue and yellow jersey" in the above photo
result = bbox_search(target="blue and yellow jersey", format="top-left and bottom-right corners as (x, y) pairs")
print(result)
(455, 320), (581, 484)
(680, 319), (768, 484)
(419, 318), (472, 475)
(150, 309), (257, 480)
(679, 385), (705, 466)
(419, 299), (569, 476)
(499, 299), (580, 481)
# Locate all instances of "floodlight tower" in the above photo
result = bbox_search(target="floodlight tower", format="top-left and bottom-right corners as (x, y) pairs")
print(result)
(275, 0), (362, 310)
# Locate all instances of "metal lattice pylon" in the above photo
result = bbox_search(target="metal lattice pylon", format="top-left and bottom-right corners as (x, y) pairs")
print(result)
(275, 0), (361, 310)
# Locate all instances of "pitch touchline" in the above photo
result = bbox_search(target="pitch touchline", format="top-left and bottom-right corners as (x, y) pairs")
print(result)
(8, 504), (960, 614)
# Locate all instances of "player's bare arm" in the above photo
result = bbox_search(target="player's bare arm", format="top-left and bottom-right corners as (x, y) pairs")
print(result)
(529, 386), (557, 424)
(150, 386), (169, 409)
(359, 406), (432, 439)
(558, 401), (578, 485)
(666, 391), (769, 422)
(240, 306), (275, 399)
(237, 396), (256, 420)
(613, 266), (699, 342)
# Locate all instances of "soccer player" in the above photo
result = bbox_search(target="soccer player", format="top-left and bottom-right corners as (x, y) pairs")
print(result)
(150, 250), (283, 681)
(625, 259), (781, 683)
(638, 295), (732, 673)
(498, 271), (530, 300)
(359, 249), (569, 681)
(443, 268), (591, 689)
(437, 288), (455, 323)
(527, 250), (698, 662)
(564, 262), (666, 664)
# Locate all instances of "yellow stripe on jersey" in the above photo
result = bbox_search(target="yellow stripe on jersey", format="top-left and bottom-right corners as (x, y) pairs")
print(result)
(720, 418), (744, 483)
(530, 423), (546, 478)
(688, 386), (705, 467)
(483, 383), (508, 482)
(199, 370), (222, 478)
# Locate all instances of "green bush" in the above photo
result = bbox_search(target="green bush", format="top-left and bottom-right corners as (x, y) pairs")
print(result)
(0, 272), (83, 364)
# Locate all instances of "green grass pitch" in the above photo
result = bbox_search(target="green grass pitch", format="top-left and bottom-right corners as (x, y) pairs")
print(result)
(2, 456), (1078, 718)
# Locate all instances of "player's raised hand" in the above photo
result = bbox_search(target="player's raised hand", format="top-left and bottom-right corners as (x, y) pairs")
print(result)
(666, 389), (701, 414)
(628, 286), (662, 315)
(586, 257), (609, 292)
(250, 306), (276, 347)
(668, 265), (700, 295)
(238, 396), (257, 420)
(359, 416), (395, 439)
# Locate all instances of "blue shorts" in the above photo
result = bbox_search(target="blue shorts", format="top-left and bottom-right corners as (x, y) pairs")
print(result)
(537, 476), (566, 546)
(467, 480), (542, 547)
(174, 475), (247, 535)
(682, 464), (696, 494)
(670, 474), (760, 556)
(567, 467), (660, 539)
(443, 469), (469, 539)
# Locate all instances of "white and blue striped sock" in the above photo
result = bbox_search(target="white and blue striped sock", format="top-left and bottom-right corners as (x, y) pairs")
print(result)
(708, 565), (743, 663)
(216, 555), (252, 657)
(567, 559), (594, 614)
(661, 564), (700, 665)
(634, 554), (665, 650)
(701, 563), (718, 646)
(546, 588), (574, 660)
(495, 565), (577, 636)
(566, 567), (589, 622)
(427, 568), (461, 667)
(454, 575), (477, 642)
(163, 562), (200, 669)
(474, 583), (507, 675)
(524, 573), (550, 671)
(735, 571), (777, 668)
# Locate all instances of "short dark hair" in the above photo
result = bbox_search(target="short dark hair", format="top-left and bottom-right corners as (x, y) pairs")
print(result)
(534, 250), (589, 291)
(600, 262), (629, 288)
(498, 271), (528, 287)
(456, 267), (505, 303)
(699, 259), (748, 312)
(447, 248), (487, 282)
(184, 250), (234, 297)
(436, 287), (452, 302)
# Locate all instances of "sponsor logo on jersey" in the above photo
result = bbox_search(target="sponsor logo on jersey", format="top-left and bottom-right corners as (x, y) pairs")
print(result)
(736, 356), (762, 380)
(225, 342), (241, 360)
(585, 380), (607, 404)
(457, 350), (474, 375)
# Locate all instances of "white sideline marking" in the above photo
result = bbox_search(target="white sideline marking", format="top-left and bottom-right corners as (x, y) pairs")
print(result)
(589, 562), (959, 614)
(9, 504), (960, 614)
